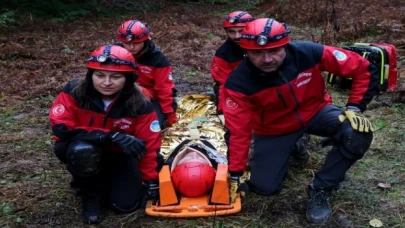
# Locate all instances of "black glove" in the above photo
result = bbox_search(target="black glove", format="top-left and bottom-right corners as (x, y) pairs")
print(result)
(109, 132), (146, 159)
(64, 129), (112, 143)
(229, 172), (249, 203)
(142, 180), (159, 207)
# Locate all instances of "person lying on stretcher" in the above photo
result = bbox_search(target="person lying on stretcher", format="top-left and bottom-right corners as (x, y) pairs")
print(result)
(145, 139), (243, 217)
(166, 140), (227, 197)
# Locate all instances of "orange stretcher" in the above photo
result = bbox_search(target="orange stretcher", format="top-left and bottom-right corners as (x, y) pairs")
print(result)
(145, 163), (242, 217)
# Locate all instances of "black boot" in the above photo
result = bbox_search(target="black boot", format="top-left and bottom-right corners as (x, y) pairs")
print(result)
(306, 184), (332, 224)
(81, 190), (104, 224)
(289, 135), (310, 168)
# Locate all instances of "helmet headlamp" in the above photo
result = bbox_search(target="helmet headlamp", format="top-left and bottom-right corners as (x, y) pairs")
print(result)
(96, 54), (108, 63)
(126, 35), (133, 41)
(256, 35), (268, 46)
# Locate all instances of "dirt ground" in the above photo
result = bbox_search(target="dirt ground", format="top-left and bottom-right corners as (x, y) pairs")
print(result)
(1, 1), (405, 227)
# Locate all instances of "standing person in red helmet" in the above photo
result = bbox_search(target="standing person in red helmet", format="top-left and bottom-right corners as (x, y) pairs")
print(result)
(116, 19), (178, 129)
(49, 45), (163, 224)
(210, 11), (254, 117)
(224, 18), (378, 224)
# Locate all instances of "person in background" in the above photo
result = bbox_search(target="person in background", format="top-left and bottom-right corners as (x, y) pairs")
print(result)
(49, 45), (163, 224)
(116, 19), (178, 129)
(210, 11), (255, 117)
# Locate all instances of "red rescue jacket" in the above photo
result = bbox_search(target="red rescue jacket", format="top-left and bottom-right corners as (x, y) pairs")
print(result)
(132, 41), (178, 122)
(49, 80), (163, 181)
(223, 42), (380, 172)
(210, 39), (245, 113)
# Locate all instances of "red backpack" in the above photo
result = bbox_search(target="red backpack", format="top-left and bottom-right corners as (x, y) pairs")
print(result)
(327, 43), (399, 92)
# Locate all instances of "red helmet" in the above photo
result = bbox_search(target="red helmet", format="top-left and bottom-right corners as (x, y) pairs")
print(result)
(240, 18), (290, 50)
(86, 45), (137, 72)
(117, 20), (150, 43)
(171, 161), (216, 197)
(223, 11), (254, 28)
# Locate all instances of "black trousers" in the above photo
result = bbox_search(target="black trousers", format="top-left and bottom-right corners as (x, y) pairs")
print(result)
(54, 142), (144, 212)
(248, 105), (373, 195)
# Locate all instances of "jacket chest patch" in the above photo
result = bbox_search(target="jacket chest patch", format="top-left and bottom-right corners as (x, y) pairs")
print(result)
(139, 66), (152, 74)
(113, 118), (133, 130)
(296, 72), (312, 88)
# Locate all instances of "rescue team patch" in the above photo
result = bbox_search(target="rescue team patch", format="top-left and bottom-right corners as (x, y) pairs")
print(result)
(333, 50), (347, 61)
(52, 104), (65, 116)
(140, 66), (152, 74)
(168, 72), (173, 80)
(150, 120), (161, 132)
(113, 118), (133, 130)
(226, 98), (238, 109)
(296, 72), (312, 88)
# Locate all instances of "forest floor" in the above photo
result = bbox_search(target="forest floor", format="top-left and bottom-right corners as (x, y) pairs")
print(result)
(1, 1), (404, 227)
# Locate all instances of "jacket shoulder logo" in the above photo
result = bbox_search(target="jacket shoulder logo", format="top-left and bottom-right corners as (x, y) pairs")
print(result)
(213, 65), (219, 72)
(52, 104), (65, 116)
(226, 98), (238, 110)
(150, 120), (161, 132)
(333, 50), (347, 61)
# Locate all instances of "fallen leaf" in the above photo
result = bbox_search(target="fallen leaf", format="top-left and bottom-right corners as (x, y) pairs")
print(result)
(61, 48), (75, 54)
(377, 182), (392, 189)
(12, 113), (25, 120)
(369, 218), (383, 227)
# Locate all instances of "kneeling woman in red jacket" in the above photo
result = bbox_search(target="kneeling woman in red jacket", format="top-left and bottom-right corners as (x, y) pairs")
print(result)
(49, 45), (163, 224)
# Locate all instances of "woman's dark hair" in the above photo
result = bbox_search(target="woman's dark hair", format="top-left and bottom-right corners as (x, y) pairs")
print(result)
(71, 69), (148, 116)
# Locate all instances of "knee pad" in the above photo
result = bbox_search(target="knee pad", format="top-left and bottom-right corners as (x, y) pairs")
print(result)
(337, 121), (373, 160)
(66, 141), (101, 177)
